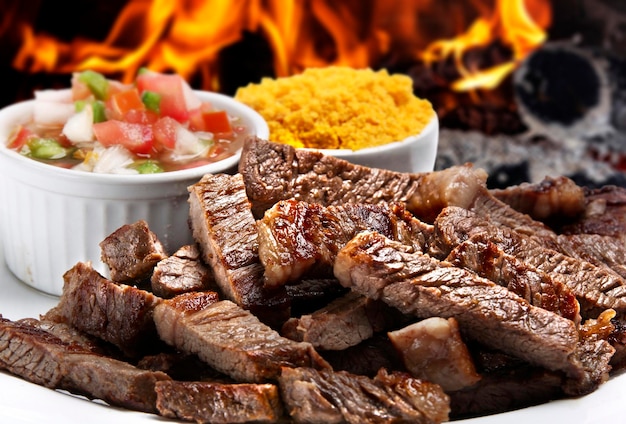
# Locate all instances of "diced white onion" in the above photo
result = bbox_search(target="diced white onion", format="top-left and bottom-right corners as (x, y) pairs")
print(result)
(33, 101), (75, 127)
(74, 144), (137, 174)
(174, 126), (207, 158)
(34, 89), (73, 103)
(182, 80), (202, 110)
(62, 105), (94, 143)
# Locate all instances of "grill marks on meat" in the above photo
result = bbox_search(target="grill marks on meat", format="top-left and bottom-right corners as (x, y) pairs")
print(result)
(188, 173), (290, 324)
(258, 199), (430, 288)
(155, 380), (284, 423)
(446, 233), (581, 323)
(239, 136), (488, 221)
(0, 316), (171, 413)
(334, 231), (612, 395)
(46, 262), (163, 357)
(150, 244), (216, 298)
(153, 296), (331, 383)
(277, 366), (450, 424)
(434, 206), (626, 317)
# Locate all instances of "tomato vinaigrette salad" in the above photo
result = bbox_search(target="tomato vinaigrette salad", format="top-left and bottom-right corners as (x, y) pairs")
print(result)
(6, 69), (250, 174)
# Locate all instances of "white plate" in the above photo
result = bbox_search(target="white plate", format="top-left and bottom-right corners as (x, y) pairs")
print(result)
(1, 241), (625, 423)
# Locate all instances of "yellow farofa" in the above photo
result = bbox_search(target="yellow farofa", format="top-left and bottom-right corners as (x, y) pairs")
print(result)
(234, 67), (435, 150)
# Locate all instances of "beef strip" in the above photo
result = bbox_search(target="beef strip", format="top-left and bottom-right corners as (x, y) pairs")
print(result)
(153, 295), (331, 383)
(44, 262), (163, 357)
(334, 231), (612, 395)
(489, 175), (586, 223)
(277, 366), (450, 424)
(155, 380), (284, 423)
(560, 185), (626, 237)
(469, 191), (560, 250)
(150, 244), (216, 298)
(258, 199), (430, 288)
(239, 136), (488, 221)
(100, 219), (168, 283)
(434, 206), (626, 317)
(0, 316), (171, 413)
(388, 317), (482, 392)
(556, 233), (626, 280)
(446, 233), (581, 323)
(188, 173), (290, 326)
(281, 291), (403, 351)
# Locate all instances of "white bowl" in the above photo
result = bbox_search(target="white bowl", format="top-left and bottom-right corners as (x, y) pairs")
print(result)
(0, 91), (269, 296)
(313, 114), (439, 173)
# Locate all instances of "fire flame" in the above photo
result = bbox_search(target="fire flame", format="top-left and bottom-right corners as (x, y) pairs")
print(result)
(9, 0), (551, 93)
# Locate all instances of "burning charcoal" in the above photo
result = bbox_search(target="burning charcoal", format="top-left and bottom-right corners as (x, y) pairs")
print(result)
(388, 317), (481, 392)
(150, 244), (216, 298)
(155, 380), (284, 424)
(278, 366), (450, 424)
(0, 316), (171, 414)
(100, 219), (168, 284)
(44, 262), (163, 357)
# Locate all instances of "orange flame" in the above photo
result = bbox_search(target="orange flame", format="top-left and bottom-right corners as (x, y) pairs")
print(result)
(10, 0), (551, 93)
(421, 0), (551, 91)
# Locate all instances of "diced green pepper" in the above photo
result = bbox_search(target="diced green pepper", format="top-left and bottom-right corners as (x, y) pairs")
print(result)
(91, 100), (107, 123)
(27, 138), (67, 160)
(78, 70), (109, 100)
(74, 100), (87, 112)
(131, 160), (164, 174)
(141, 90), (161, 113)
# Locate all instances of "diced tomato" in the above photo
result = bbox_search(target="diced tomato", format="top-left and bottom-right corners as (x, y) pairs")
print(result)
(7, 125), (35, 150)
(136, 71), (189, 123)
(122, 109), (159, 125)
(152, 116), (180, 151)
(201, 110), (232, 134)
(93, 120), (154, 155)
(111, 88), (145, 115)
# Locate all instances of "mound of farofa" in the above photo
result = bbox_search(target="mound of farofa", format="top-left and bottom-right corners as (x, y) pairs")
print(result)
(234, 67), (434, 150)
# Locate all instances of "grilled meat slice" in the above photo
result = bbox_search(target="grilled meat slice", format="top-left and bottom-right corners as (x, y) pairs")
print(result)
(188, 173), (290, 325)
(282, 291), (403, 351)
(239, 136), (487, 220)
(150, 244), (216, 298)
(100, 219), (168, 283)
(434, 206), (626, 317)
(556, 233), (626, 280)
(155, 380), (284, 423)
(153, 296), (331, 383)
(0, 316), (171, 413)
(388, 317), (482, 392)
(278, 366), (450, 424)
(489, 175), (586, 223)
(334, 231), (612, 395)
(446, 233), (581, 323)
(44, 262), (163, 357)
(560, 185), (626, 237)
(258, 199), (430, 288)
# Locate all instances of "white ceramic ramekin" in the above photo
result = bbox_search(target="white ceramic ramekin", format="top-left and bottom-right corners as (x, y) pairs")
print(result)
(0, 91), (268, 296)
(315, 115), (439, 173)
